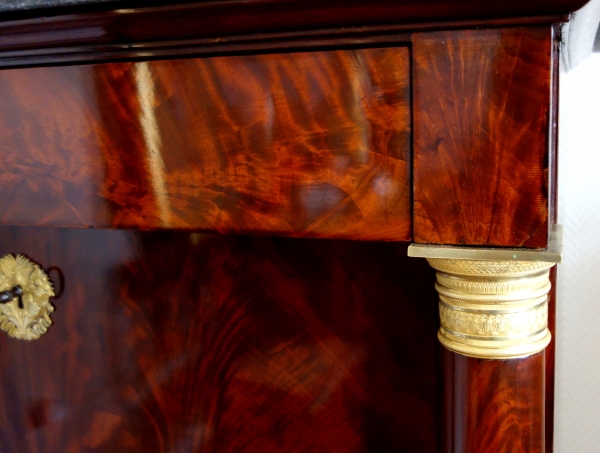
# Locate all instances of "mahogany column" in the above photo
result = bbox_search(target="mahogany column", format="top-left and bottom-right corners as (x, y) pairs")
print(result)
(433, 258), (552, 453)
(443, 350), (545, 452)
(408, 244), (560, 453)
(412, 25), (559, 452)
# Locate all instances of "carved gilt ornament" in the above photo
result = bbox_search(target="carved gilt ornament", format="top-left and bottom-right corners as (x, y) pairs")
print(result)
(0, 254), (55, 340)
(408, 227), (562, 360)
(428, 258), (554, 359)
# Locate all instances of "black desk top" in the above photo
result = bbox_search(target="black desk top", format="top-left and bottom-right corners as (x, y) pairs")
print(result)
(0, 0), (591, 19)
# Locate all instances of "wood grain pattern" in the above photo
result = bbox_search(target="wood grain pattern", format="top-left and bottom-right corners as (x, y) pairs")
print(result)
(438, 243), (555, 451)
(413, 27), (552, 247)
(0, 226), (439, 452)
(0, 47), (411, 240)
(443, 350), (545, 453)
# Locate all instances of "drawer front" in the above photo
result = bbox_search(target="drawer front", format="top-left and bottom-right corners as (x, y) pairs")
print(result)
(0, 47), (411, 241)
(0, 227), (438, 452)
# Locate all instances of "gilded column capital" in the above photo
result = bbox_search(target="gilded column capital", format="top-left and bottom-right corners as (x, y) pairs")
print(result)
(408, 226), (562, 359)
(429, 258), (553, 359)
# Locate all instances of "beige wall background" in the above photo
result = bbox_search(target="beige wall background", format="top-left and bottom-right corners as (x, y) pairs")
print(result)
(555, 51), (600, 452)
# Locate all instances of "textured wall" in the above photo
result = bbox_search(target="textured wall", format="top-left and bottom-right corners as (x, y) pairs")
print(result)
(555, 52), (600, 452)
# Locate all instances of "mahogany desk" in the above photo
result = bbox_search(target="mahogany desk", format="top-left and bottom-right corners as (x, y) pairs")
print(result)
(0, 1), (596, 451)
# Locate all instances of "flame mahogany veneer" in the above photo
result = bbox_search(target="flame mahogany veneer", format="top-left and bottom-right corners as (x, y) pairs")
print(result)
(0, 28), (554, 247)
(0, 226), (440, 452)
(0, 2), (565, 451)
(0, 48), (411, 240)
(413, 27), (552, 247)
(0, 226), (557, 452)
(443, 350), (546, 453)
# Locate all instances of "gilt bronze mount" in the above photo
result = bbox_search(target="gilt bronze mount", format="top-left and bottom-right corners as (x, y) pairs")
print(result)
(409, 225), (562, 359)
(0, 254), (54, 340)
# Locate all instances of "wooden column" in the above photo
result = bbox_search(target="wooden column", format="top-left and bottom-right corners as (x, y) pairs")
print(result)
(443, 349), (545, 452)
(411, 26), (559, 452)
(409, 238), (561, 453)
(432, 258), (552, 452)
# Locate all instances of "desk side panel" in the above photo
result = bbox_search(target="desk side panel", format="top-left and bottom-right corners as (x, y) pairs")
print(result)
(0, 47), (411, 240)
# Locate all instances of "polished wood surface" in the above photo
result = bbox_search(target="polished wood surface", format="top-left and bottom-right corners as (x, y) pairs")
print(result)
(1, 0), (587, 21)
(440, 266), (556, 452)
(443, 350), (545, 453)
(0, 47), (411, 240)
(413, 27), (552, 248)
(0, 226), (439, 452)
(0, 6), (566, 450)
(0, 0), (582, 67)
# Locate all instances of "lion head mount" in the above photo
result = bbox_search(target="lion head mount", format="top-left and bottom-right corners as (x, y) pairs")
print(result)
(0, 254), (54, 340)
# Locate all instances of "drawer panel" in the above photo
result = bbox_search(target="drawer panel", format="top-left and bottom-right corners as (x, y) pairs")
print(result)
(0, 47), (411, 241)
(0, 227), (438, 452)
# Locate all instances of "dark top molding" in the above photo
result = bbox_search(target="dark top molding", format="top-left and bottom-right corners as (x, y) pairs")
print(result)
(0, 0), (592, 21)
(0, 0), (592, 67)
